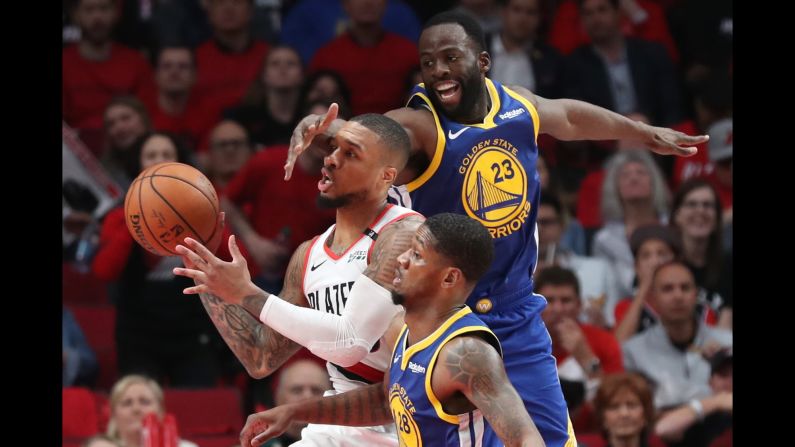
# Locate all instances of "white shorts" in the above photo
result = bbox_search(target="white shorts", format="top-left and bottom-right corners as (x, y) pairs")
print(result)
(290, 422), (398, 447)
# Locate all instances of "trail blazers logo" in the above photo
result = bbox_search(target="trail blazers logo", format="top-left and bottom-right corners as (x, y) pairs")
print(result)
(459, 138), (530, 238)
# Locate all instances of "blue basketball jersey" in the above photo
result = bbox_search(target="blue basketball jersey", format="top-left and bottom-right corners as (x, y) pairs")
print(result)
(398, 78), (541, 310)
(388, 307), (502, 447)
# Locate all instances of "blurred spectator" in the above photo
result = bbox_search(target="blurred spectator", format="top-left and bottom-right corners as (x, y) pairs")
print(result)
(667, 0), (732, 84)
(297, 70), (354, 120)
(92, 132), (237, 387)
(704, 119), (732, 224)
(654, 349), (733, 447)
(563, 0), (683, 127)
(205, 120), (256, 191)
(670, 73), (732, 190)
(613, 224), (717, 342)
(81, 434), (122, 447)
(63, 307), (99, 387)
(261, 359), (331, 446)
(455, 0), (501, 35)
(549, 0), (679, 62)
(538, 155), (587, 255)
(536, 194), (620, 326)
(592, 151), (669, 299)
(195, 0), (270, 122)
(309, 0), (419, 115)
(63, 0), (155, 132)
(101, 96), (154, 189)
(536, 266), (624, 410)
(590, 372), (666, 447)
(622, 261), (732, 410)
(150, 0), (213, 49)
(484, 0), (564, 98)
(280, 0), (421, 65)
(143, 46), (217, 152)
(670, 178), (731, 329)
(225, 45), (305, 147)
(106, 375), (198, 447)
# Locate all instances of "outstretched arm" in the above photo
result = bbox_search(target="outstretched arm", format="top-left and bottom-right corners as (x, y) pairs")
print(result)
(510, 85), (707, 157)
(174, 237), (308, 378)
(257, 214), (425, 366)
(240, 380), (392, 446)
(434, 336), (546, 447)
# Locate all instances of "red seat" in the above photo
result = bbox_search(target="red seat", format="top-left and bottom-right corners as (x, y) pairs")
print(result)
(63, 387), (99, 438)
(164, 388), (244, 436)
(62, 262), (109, 306)
(69, 305), (118, 390)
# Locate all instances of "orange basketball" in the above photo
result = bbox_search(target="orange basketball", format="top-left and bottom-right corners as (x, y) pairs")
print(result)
(124, 162), (223, 256)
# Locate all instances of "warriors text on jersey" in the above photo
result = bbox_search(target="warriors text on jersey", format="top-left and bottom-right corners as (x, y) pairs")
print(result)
(388, 306), (502, 447)
(303, 203), (419, 393)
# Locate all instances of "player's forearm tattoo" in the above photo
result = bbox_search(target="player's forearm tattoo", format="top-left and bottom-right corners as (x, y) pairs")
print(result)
(363, 215), (425, 287)
(444, 337), (541, 446)
(295, 382), (391, 426)
(199, 292), (299, 375)
(197, 241), (312, 377)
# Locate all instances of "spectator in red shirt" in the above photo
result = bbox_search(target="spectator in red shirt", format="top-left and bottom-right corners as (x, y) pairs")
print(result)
(63, 0), (155, 132)
(309, 0), (419, 115)
(195, 0), (270, 120)
(536, 266), (624, 412)
(143, 46), (217, 152)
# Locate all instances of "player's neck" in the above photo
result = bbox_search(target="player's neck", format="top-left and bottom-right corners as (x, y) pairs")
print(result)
(332, 198), (389, 247)
(404, 303), (466, 346)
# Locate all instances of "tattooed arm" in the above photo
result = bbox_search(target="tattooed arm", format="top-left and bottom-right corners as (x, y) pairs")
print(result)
(174, 236), (309, 379)
(257, 214), (425, 366)
(433, 335), (546, 447)
(240, 378), (392, 446)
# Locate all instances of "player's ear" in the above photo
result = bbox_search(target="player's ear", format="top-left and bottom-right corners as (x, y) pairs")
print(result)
(441, 267), (463, 289)
(382, 166), (398, 185)
(478, 51), (491, 74)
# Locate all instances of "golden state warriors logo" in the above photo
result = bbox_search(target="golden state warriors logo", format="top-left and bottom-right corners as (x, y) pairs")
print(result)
(459, 139), (531, 238)
(389, 384), (422, 447)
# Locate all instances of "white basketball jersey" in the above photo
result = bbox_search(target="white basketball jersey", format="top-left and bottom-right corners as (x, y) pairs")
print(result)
(303, 204), (419, 393)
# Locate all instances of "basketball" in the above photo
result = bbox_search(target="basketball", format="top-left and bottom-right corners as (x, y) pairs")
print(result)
(124, 162), (223, 257)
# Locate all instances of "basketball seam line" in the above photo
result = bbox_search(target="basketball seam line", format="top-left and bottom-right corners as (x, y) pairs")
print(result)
(148, 175), (208, 252)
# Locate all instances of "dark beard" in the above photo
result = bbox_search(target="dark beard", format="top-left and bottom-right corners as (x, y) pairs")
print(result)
(391, 291), (405, 305)
(426, 68), (486, 122)
(316, 194), (353, 209)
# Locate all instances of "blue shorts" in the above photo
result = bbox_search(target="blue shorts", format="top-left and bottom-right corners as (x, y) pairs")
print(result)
(476, 292), (575, 447)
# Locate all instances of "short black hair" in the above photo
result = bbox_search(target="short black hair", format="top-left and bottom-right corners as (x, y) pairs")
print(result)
(350, 114), (411, 170)
(423, 213), (494, 283)
(535, 265), (581, 297)
(423, 10), (486, 52)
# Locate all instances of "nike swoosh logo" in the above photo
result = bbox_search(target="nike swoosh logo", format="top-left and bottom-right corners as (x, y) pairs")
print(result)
(310, 260), (327, 271)
(448, 127), (469, 140)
